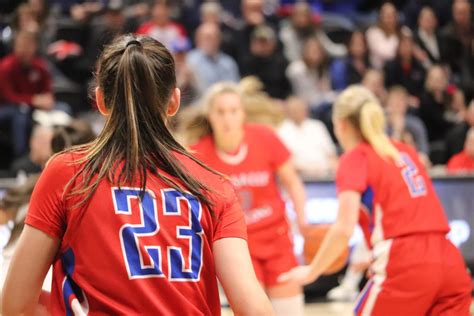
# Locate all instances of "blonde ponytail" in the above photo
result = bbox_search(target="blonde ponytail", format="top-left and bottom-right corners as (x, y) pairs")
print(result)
(334, 85), (401, 161)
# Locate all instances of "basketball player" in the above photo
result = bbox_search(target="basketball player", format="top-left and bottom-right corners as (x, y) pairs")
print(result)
(279, 85), (472, 315)
(2, 35), (273, 316)
(190, 82), (307, 316)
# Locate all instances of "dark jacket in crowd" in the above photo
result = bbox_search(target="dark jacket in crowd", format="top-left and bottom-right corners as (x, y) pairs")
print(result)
(384, 58), (426, 96)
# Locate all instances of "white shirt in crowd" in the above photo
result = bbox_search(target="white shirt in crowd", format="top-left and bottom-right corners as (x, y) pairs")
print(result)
(366, 26), (399, 69)
(278, 119), (336, 178)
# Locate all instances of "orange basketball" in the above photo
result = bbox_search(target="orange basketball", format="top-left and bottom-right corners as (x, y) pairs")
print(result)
(303, 224), (350, 275)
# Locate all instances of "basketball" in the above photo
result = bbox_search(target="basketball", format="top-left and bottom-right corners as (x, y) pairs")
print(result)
(303, 224), (350, 275)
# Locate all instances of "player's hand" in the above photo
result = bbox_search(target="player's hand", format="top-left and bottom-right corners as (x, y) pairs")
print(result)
(277, 265), (318, 286)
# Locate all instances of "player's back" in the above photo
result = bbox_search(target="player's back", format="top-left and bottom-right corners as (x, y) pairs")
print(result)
(26, 151), (246, 315)
(341, 141), (449, 246)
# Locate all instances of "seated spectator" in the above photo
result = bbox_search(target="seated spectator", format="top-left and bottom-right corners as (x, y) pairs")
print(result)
(9, 125), (53, 177)
(172, 38), (198, 107)
(277, 96), (337, 178)
(418, 65), (453, 142)
(415, 6), (445, 65)
(384, 31), (428, 102)
(331, 30), (370, 90)
(279, 2), (346, 62)
(0, 31), (54, 158)
(445, 101), (474, 160)
(227, 0), (280, 67)
(187, 23), (240, 95)
(366, 2), (403, 69)
(362, 69), (386, 104)
(385, 86), (430, 165)
(440, 0), (472, 75)
(446, 88), (467, 123)
(286, 37), (335, 108)
(241, 24), (291, 99)
(446, 127), (474, 173)
(136, 0), (187, 50)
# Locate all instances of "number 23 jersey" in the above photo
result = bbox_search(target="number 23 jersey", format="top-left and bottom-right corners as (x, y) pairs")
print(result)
(336, 141), (449, 247)
(25, 151), (247, 315)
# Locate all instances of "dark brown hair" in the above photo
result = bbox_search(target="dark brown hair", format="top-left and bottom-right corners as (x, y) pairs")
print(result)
(65, 34), (215, 209)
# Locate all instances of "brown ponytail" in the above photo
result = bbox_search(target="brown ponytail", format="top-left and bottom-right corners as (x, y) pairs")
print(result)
(64, 34), (217, 209)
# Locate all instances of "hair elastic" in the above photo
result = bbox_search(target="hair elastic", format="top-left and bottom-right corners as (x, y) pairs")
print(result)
(126, 40), (141, 48)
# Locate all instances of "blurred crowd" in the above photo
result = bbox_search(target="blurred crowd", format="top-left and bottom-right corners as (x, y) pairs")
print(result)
(1, 0), (474, 179)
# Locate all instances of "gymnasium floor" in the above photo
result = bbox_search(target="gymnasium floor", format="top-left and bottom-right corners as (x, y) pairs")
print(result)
(222, 300), (474, 315)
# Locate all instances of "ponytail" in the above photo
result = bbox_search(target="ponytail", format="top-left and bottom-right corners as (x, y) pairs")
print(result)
(63, 35), (218, 211)
(359, 100), (401, 161)
(333, 85), (401, 161)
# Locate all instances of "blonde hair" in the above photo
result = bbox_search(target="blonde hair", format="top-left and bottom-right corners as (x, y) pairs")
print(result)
(177, 77), (284, 145)
(333, 85), (401, 161)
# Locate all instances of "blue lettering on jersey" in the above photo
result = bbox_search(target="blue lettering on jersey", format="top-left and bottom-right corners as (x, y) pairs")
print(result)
(112, 188), (203, 282)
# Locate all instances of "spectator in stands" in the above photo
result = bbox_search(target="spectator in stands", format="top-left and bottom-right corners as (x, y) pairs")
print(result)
(172, 38), (198, 107)
(0, 31), (54, 158)
(384, 31), (428, 102)
(446, 127), (474, 173)
(279, 2), (346, 62)
(9, 125), (53, 177)
(460, 38), (474, 101)
(286, 37), (335, 109)
(446, 89), (467, 123)
(11, 3), (40, 33)
(228, 0), (279, 67)
(366, 2), (403, 69)
(441, 0), (472, 75)
(187, 23), (240, 94)
(278, 96), (337, 178)
(136, 0), (187, 50)
(241, 24), (291, 99)
(415, 6), (444, 65)
(385, 86), (430, 164)
(445, 101), (474, 160)
(419, 65), (453, 142)
(331, 30), (370, 90)
(362, 69), (386, 104)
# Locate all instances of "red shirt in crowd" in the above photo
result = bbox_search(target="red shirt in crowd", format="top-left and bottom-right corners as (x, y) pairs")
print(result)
(191, 124), (291, 243)
(0, 54), (51, 105)
(446, 150), (474, 173)
(25, 151), (246, 315)
(136, 21), (187, 49)
(336, 141), (450, 247)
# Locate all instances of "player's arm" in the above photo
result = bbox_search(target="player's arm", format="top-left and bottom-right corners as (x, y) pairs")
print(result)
(278, 191), (360, 285)
(277, 161), (308, 234)
(214, 238), (274, 316)
(2, 225), (59, 315)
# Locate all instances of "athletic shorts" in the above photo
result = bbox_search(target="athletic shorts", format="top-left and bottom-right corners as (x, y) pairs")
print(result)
(247, 223), (298, 288)
(355, 233), (472, 316)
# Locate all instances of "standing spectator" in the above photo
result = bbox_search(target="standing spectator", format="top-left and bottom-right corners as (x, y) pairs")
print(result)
(446, 127), (474, 173)
(384, 31), (427, 101)
(331, 30), (370, 90)
(366, 2), (403, 69)
(187, 23), (240, 94)
(0, 31), (54, 158)
(277, 96), (337, 178)
(286, 37), (335, 108)
(445, 101), (474, 160)
(241, 24), (291, 99)
(441, 0), (473, 75)
(415, 6), (444, 65)
(419, 65), (453, 142)
(136, 0), (187, 50)
(279, 2), (346, 62)
(385, 86), (430, 165)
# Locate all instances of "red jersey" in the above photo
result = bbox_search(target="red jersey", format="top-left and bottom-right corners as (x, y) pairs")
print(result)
(25, 151), (247, 315)
(446, 150), (474, 173)
(0, 54), (52, 105)
(336, 141), (449, 247)
(191, 124), (291, 240)
(136, 21), (187, 50)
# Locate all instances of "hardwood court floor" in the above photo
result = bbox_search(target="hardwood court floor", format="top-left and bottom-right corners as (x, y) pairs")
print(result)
(222, 300), (474, 316)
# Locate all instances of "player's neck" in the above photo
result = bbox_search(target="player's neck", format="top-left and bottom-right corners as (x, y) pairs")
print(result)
(343, 137), (362, 152)
(215, 130), (245, 154)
